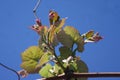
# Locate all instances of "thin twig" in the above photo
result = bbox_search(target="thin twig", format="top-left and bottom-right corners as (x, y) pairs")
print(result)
(72, 47), (78, 57)
(46, 44), (66, 70)
(33, 0), (41, 19)
(41, 72), (120, 80)
(0, 63), (20, 80)
(53, 50), (66, 70)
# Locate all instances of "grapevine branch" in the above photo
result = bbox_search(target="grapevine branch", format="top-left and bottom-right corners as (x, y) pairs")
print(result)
(46, 43), (66, 70)
(41, 72), (120, 80)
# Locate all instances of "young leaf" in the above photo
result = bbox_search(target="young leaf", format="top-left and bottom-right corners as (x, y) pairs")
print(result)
(49, 10), (60, 25)
(59, 46), (72, 60)
(64, 26), (80, 42)
(21, 46), (44, 62)
(69, 59), (88, 80)
(76, 36), (84, 52)
(46, 18), (66, 47)
(76, 60), (88, 80)
(39, 63), (54, 78)
(21, 60), (38, 73)
(61, 26), (85, 52)
(54, 64), (64, 75)
(57, 30), (74, 48)
(84, 31), (103, 43)
(20, 46), (44, 73)
(54, 18), (66, 33)
(84, 30), (94, 39)
(36, 52), (52, 70)
(76, 60), (88, 73)
(47, 25), (59, 47)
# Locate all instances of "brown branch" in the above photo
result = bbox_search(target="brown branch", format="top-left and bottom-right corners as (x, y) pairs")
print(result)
(41, 72), (120, 80)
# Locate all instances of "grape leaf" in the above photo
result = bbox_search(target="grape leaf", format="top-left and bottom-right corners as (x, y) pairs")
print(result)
(36, 52), (52, 70)
(59, 46), (72, 60)
(84, 30), (94, 39)
(63, 26), (85, 52)
(64, 26), (80, 42)
(21, 46), (44, 62)
(20, 46), (44, 73)
(54, 18), (66, 33)
(76, 60), (88, 73)
(84, 31), (103, 43)
(69, 59), (88, 80)
(39, 63), (54, 78)
(21, 60), (38, 73)
(49, 10), (60, 25)
(46, 18), (66, 47)
(54, 64), (64, 75)
(57, 30), (74, 48)
(76, 36), (84, 52)
(76, 60), (88, 80)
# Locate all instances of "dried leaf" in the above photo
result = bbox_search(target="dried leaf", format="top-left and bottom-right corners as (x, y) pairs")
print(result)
(17, 70), (29, 78)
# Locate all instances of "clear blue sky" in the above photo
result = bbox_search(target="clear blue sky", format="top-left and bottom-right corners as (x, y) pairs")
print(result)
(0, 0), (120, 80)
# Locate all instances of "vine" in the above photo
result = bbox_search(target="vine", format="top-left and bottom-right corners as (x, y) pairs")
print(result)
(18, 0), (102, 80)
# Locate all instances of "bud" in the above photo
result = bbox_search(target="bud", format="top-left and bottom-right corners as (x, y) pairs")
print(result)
(36, 19), (42, 26)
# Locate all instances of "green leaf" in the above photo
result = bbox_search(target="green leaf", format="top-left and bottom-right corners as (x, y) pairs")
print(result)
(39, 63), (54, 78)
(69, 59), (88, 80)
(48, 31), (59, 47)
(85, 30), (94, 39)
(21, 46), (44, 62)
(59, 46), (72, 60)
(21, 60), (38, 73)
(36, 52), (52, 70)
(63, 26), (85, 52)
(57, 26), (84, 48)
(54, 18), (66, 33)
(76, 60), (88, 73)
(76, 60), (88, 80)
(76, 37), (84, 52)
(38, 37), (46, 50)
(46, 18), (66, 47)
(54, 64), (64, 75)
(20, 46), (44, 73)
(64, 26), (80, 42)
(57, 30), (74, 48)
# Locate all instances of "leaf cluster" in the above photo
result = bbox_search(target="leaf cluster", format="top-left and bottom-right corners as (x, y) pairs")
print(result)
(19, 10), (102, 80)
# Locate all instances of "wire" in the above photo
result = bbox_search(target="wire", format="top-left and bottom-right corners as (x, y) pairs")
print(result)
(0, 62), (20, 80)
(33, 0), (42, 19)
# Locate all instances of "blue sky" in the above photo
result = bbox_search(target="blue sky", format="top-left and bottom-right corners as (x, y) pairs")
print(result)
(0, 0), (120, 80)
